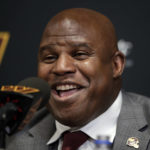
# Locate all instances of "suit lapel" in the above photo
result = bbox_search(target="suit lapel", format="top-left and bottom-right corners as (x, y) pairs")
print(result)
(6, 108), (57, 150)
(113, 91), (150, 150)
(27, 113), (56, 150)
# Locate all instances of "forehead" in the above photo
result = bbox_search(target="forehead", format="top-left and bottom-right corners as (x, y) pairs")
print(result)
(40, 35), (91, 48)
(40, 18), (102, 48)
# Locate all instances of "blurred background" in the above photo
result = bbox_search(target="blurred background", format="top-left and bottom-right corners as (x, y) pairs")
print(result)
(0, 0), (150, 96)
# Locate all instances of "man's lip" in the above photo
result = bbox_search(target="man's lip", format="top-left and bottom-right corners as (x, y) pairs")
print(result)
(51, 88), (84, 102)
(51, 81), (84, 90)
(50, 81), (87, 102)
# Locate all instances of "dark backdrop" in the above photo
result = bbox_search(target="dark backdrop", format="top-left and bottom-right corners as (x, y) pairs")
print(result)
(0, 0), (150, 97)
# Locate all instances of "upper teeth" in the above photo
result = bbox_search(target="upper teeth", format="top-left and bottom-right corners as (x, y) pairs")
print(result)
(56, 85), (77, 91)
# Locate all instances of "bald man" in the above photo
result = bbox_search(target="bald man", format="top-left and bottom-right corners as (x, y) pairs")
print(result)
(6, 8), (150, 150)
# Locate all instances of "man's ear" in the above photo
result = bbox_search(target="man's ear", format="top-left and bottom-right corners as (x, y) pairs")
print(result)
(112, 51), (125, 78)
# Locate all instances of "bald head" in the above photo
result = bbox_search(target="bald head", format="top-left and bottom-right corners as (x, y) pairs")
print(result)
(41, 8), (118, 60)
(38, 8), (125, 127)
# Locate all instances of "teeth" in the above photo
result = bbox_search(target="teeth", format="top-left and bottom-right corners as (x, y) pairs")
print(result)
(56, 84), (77, 91)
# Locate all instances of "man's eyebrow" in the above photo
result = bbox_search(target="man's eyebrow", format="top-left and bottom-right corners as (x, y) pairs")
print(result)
(39, 44), (56, 52)
(39, 43), (93, 52)
(70, 43), (92, 49)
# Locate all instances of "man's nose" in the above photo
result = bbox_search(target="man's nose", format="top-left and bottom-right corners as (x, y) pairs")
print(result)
(52, 53), (76, 75)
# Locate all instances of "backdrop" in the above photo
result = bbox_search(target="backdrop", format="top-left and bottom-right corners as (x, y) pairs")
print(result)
(0, 0), (150, 97)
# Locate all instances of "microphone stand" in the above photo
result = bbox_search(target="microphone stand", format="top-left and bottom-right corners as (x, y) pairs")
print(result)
(0, 103), (17, 149)
(0, 130), (5, 150)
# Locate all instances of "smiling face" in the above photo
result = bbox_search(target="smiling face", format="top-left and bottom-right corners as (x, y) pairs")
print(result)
(38, 8), (124, 127)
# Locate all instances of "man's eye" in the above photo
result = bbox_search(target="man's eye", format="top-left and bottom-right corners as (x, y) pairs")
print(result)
(43, 55), (57, 63)
(73, 52), (89, 60)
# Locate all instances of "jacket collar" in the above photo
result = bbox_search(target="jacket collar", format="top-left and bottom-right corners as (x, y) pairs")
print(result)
(28, 108), (56, 142)
(113, 91), (150, 150)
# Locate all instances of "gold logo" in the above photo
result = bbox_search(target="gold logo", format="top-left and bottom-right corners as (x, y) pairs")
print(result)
(0, 85), (40, 94)
(0, 32), (10, 64)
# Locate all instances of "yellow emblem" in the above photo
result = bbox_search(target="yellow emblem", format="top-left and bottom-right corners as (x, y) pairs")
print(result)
(0, 85), (40, 94)
(0, 32), (10, 64)
(126, 137), (139, 149)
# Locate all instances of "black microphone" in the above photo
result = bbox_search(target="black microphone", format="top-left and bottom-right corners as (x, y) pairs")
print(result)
(0, 77), (50, 135)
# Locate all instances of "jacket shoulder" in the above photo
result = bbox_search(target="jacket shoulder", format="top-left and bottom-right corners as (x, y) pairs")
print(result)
(123, 91), (150, 125)
(123, 91), (150, 105)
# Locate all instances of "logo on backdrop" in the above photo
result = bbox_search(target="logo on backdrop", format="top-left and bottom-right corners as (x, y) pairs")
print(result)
(117, 39), (134, 68)
(0, 32), (10, 64)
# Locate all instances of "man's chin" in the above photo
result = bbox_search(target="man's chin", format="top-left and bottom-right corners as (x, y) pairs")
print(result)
(53, 112), (91, 128)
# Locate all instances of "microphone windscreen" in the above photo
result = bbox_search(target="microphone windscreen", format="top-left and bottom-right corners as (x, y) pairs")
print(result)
(18, 77), (51, 108)
(18, 77), (50, 97)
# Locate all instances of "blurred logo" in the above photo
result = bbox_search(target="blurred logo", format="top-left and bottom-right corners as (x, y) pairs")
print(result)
(0, 32), (10, 64)
(0, 85), (40, 94)
(118, 39), (134, 68)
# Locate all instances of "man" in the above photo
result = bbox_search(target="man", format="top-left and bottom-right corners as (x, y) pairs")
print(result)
(6, 8), (150, 150)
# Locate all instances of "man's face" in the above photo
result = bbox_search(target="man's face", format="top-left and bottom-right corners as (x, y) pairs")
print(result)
(38, 18), (115, 127)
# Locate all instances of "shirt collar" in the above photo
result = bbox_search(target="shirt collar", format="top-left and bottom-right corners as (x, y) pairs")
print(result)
(80, 91), (122, 142)
(47, 120), (70, 145)
(47, 91), (122, 144)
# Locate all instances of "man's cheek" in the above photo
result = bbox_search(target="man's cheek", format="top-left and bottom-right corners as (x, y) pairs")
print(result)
(78, 64), (98, 78)
(38, 64), (49, 76)
(37, 68), (44, 78)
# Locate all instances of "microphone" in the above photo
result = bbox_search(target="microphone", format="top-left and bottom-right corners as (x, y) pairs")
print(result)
(0, 77), (50, 135)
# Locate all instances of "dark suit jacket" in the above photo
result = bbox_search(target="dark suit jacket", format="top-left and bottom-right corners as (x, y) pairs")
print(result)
(5, 91), (150, 150)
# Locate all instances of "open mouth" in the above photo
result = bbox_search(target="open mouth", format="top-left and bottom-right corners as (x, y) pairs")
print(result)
(52, 83), (82, 98)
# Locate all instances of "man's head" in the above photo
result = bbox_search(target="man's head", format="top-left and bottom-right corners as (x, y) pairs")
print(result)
(38, 8), (125, 127)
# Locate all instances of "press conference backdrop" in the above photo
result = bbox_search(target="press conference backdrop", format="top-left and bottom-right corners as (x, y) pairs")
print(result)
(0, 0), (150, 97)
